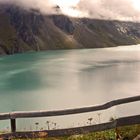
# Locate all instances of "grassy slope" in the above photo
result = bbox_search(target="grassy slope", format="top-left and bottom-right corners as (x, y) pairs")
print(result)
(37, 17), (79, 50)
(0, 8), (79, 54)
(0, 13), (17, 54)
(0, 12), (32, 54)
(89, 21), (140, 45)
(1, 6), (140, 55)
(74, 19), (140, 48)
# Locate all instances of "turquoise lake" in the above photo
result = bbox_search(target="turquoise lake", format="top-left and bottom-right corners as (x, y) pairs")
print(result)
(0, 45), (140, 130)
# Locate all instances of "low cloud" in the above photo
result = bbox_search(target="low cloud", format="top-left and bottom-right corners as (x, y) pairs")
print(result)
(0, 0), (140, 21)
(0, 0), (59, 14)
(76, 0), (140, 21)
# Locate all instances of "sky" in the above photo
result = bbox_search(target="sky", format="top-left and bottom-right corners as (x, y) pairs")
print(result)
(0, 0), (140, 21)
(52, 0), (140, 21)
(52, 0), (80, 6)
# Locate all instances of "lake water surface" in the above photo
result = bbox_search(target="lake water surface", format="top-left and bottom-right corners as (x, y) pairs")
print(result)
(0, 45), (140, 130)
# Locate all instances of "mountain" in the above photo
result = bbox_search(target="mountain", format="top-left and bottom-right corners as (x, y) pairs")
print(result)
(0, 4), (140, 55)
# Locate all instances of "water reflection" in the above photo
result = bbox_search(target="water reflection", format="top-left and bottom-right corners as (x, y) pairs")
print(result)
(79, 61), (140, 102)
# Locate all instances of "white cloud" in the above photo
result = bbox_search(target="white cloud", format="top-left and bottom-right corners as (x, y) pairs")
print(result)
(0, 0), (58, 14)
(0, 0), (140, 21)
(76, 0), (140, 21)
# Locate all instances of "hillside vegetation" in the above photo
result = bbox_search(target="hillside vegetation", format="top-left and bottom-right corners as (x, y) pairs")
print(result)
(1, 4), (140, 55)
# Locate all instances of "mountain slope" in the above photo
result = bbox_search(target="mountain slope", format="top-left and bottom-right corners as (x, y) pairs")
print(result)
(0, 4), (140, 55)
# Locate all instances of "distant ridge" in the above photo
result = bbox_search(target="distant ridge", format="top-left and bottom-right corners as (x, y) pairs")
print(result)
(0, 3), (140, 55)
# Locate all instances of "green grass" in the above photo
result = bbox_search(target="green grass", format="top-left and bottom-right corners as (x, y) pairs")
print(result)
(117, 125), (140, 139)
(11, 125), (140, 140)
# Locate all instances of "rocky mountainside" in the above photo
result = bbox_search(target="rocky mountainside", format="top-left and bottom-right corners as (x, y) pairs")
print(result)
(0, 4), (140, 55)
